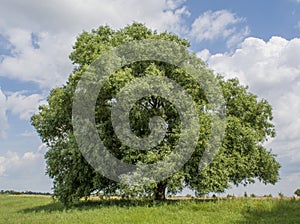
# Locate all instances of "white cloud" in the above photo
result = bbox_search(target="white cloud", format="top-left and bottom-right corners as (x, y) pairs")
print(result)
(275, 91), (300, 141)
(206, 37), (300, 95)
(0, 0), (189, 34)
(226, 26), (250, 48)
(0, 90), (45, 138)
(0, 144), (51, 192)
(0, 89), (8, 139)
(6, 92), (47, 120)
(166, 0), (186, 10)
(0, 150), (42, 177)
(196, 49), (211, 61)
(0, 0), (190, 88)
(201, 36), (300, 163)
(20, 130), (36, 137)
(189, 10), (249, 47)
(0, 29), (74, 88)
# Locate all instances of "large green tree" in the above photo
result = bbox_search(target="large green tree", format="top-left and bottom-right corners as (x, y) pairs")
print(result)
(31, 23), (280, 205)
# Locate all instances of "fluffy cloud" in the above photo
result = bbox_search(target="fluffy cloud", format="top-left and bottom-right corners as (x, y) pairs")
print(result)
(0, 0), (189, 34)
(190, 10), (250, 47)
(199, 36), (300, 170)
(0, 2), (251, 89)
(205, 37), (300, 94)
(6, 92), (47, 120)
(0, 29), (74, 88)
(0, 144), (51, 191)
(205, 36), (300, 97)
(0, 90), (45, 137)
(0, 143), (47, 177)
(0, 89), (8, 138)
(0, 0), (190, 88)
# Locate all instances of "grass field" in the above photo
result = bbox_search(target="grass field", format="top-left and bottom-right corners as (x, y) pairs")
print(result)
(1, 195), (300, 224)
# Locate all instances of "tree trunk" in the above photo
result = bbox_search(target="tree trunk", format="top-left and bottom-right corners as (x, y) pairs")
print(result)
(154, 182), (166, 200)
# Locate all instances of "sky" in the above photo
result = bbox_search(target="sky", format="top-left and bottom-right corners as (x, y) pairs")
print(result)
(0, 0), (300, 196)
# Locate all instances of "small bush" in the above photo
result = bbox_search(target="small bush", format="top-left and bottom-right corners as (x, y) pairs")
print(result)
(250, 193), (256, 198)
(294, 189), (300, 197)
(263, 194), (272, 198)
(226, 194), (235, 199)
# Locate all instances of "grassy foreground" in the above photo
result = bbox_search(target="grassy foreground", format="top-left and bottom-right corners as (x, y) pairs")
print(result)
(0, 195), (300, 224)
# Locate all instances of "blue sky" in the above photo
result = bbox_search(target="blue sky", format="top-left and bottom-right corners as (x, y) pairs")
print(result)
(0, 0), (300, 196)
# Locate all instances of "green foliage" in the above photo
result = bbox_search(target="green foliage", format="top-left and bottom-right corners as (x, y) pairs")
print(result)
(31, 23), (280, 205)
(263, 194), (273, 198)
(250, 193), (256, 198)
(226, 194), (235, 199)
(294, 189), (300, 197)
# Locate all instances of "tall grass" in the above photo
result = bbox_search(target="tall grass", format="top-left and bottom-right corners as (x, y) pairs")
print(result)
(0, 195), (299, 223)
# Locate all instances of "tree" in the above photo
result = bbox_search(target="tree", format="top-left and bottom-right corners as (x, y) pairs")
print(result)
(294, 189), (300, 197)
(31, 23), (280, 205)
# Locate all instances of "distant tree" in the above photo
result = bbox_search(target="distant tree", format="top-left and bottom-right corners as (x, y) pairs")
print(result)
(278, 192), (284, 199)
(250, 193), (256, 198)
(31, 23), (281, 205)
(226, 194), (235, 199)
(294, 189), (300, 197)
(263, 194), (272, 198)
(185, 194), (192, 198)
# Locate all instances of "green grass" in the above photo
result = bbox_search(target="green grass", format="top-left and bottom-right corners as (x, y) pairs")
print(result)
(1, 195), (300, 224)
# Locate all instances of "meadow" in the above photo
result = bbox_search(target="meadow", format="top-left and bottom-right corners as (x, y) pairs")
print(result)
(0, 195), (300, 224)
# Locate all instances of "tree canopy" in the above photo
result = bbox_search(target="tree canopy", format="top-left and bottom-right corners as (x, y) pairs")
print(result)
(31, 23), (280, 205)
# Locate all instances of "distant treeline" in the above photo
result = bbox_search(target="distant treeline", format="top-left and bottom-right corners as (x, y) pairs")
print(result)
(0, 190), (52, 196)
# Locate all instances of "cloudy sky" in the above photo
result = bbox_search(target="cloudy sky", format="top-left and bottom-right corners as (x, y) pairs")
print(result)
(0, 0), (300, 196)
